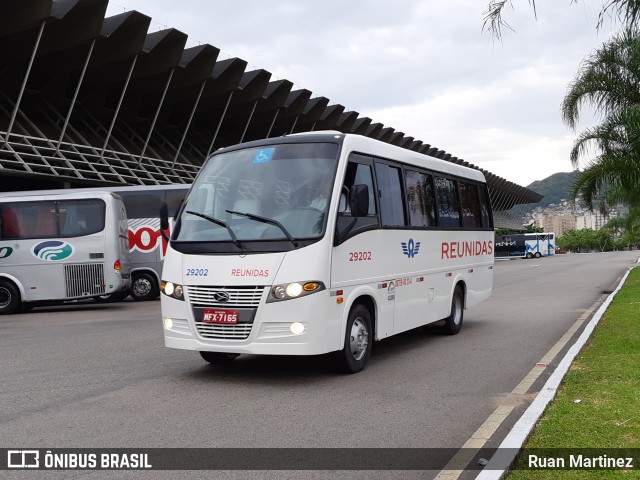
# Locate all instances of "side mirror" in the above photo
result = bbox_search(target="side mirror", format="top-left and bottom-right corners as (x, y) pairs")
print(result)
(349, 184), (369, 218)
(160, 202), (169, 241)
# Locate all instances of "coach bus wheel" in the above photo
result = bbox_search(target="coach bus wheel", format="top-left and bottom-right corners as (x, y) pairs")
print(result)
(534, 252), (542, 258)
(0, 279), (21, 315)
(526, 252), (534, 259)
(130, 272), (159, 301)
(333, 304), (372, 374)
(200, 352), (240, 364)
(442, 286), (464, 335)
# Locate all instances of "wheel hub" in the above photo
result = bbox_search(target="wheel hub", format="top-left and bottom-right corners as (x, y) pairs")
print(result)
(133, 278), (151, 296)
(349, 317), (369, 361)
(0, 287), (11, 308)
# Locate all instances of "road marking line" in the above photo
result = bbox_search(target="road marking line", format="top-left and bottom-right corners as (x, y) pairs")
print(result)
(434, 405), (515, 479)
(434, 293), (606, 479)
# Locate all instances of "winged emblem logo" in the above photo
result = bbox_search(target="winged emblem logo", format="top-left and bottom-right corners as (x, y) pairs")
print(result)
(401, 239), (421, 258)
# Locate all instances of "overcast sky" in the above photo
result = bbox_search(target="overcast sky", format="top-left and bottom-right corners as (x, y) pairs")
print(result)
(107, 1), (618, 187)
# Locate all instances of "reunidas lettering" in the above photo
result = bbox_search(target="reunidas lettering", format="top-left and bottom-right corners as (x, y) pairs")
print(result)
(441, 240), (494, 259)
(231, 268), (270, 277)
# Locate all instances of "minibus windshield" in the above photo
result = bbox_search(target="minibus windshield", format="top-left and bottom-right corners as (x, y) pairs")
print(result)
(172, 142), (339, 247)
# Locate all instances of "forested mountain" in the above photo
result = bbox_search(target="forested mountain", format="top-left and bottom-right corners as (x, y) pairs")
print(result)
(523, 171), (578, 211)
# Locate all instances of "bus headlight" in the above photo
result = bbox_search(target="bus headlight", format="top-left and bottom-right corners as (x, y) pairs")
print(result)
(161, 280), (184, 301)
(268, 281), (325, 302)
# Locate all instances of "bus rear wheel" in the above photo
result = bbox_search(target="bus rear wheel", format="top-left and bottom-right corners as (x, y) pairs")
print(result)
(442, 286), (464, 335)
(0, 279), (21, 315)
(130, 272), (159, 301)
(200, 352), (240, 364)
(333, 304), (372, 374)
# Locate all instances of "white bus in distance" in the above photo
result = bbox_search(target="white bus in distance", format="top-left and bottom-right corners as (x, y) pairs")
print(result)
(0, 190), (131, 314)
(160, 132), (494, 373)
(494, 232), (555, 259)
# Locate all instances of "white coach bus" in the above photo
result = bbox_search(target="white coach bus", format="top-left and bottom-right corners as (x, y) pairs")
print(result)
(495, 232), (555, 259)
(160, 132), (494, 372)
(0, 191), (131, 314)
(93, 184), (188, 301)
(1, 184), (190, 301)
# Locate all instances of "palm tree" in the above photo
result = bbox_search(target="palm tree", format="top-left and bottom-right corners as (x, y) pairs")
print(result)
(483, 0), (640, 40)
(561, 29), (640, 213)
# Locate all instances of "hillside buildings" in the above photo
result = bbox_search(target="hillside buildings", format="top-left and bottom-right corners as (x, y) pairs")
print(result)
(525, 198), (625, 237)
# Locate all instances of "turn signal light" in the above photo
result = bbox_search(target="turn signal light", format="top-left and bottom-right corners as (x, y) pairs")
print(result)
(303, 282), (319, 292)
(114, 259), (122, 271)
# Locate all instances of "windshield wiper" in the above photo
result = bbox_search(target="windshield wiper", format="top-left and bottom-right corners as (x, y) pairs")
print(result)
(185, 210), (242, 249)
(225, 209), (298, 248)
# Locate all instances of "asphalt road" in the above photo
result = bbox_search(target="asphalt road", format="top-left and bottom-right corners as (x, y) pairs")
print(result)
(1, 251), (638, 479)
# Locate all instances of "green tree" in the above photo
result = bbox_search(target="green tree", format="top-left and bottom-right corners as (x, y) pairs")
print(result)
(557, 228), (615, 252)
(483, 1), (640, 39)
(561, 29), (640, 215)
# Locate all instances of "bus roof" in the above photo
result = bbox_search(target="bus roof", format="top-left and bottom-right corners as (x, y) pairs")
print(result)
(0, 190), (122, 202)
(0, 183), (190, 199)
(213, 132), (487, 184)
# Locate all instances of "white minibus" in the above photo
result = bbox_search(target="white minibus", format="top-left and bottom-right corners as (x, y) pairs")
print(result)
(160, 132), (494, 372)
(0, 190), (131, 314)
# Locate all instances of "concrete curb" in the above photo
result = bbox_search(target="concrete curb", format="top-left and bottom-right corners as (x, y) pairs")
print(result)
(475, 263), (637, 479)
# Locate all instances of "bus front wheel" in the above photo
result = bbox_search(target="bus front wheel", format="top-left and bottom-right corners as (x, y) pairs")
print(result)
(442, 286), (464, 335)
(0, 279), (21, 315)
(130, 272), (159, 301)
(333, 304), (372, 374)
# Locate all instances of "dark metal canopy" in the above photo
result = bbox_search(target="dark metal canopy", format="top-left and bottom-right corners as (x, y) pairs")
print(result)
(0, 0), (542, 226)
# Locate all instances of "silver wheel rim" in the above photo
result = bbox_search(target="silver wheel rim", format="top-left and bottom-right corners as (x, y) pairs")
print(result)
(452, 295), (462, 326)
(0, 287), (11, 308)
(349, 317), (369, 361)
(133, 278), (152, 297)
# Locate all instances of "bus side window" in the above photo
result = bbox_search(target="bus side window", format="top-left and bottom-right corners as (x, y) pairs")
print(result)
(374, 162), (406, 227)
(478, 185), (493, 229)
(165, 189), (189, 217)
(459, 182), (482, 228)
(405, 169), (436, 227)
(336, 161), (378, 241)
(120, 193), (163, 220)
(340, 162), (377, 216)
(435, 177), (461, 228)
(0, 207), (21, 239)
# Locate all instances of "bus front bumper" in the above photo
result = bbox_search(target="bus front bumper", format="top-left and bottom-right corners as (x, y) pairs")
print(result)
(161, 292), (342, 356)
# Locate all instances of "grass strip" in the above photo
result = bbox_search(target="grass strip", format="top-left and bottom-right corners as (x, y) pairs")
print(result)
(506, 266), (640, 479)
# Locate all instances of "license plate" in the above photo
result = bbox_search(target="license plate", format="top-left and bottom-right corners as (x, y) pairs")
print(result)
(202, 309), (239, 324)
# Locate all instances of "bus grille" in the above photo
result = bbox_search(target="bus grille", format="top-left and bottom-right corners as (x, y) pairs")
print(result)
(194, 322), (253, 340)
(186, 285), (265, 308)
(64, 263), (106, 298)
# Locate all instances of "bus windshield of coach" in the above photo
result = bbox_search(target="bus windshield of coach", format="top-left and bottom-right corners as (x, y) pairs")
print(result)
(172, 142), (340, 244)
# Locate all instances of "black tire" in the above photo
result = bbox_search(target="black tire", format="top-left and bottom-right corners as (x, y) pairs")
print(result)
(534, 252), (542, 258)
(200, 351), (240, 364)
(0, 279), (21, 315)
(526, 252), (534, 259)
(130, 272), (159, 301)
(442, 286), (464, 335)
(333, 304), (372, 374)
